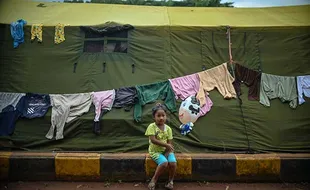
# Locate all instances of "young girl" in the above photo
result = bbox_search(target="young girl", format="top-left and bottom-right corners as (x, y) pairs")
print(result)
(145, 103), (177, 190)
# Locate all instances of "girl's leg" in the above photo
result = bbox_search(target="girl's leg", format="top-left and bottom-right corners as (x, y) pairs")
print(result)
(148, 154), (168, 190)
(165, 153), (177, 190)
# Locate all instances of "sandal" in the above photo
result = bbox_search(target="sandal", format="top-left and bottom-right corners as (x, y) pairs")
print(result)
(165, 181), (174, 190)
(148, 181), (156, 190)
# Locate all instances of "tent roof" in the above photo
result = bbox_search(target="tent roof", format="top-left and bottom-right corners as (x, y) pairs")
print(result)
(0, 0), (309, 27)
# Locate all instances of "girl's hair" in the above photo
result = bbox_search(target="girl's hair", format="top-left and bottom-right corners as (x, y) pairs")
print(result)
(152, 103), (167, 117)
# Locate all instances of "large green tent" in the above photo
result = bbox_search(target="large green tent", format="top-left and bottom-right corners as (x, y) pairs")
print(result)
(0, 0), (309, 153)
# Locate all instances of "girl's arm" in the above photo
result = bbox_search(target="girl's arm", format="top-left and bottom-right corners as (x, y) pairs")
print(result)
(149, 136), (174, 151)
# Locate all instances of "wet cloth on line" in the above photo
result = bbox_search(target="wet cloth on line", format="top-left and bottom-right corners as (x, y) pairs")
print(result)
(233, 63), (261, 100)
(20, 93), (51, 119)
(169, 73), (213, 116)
(46, 93), (92, 140)
(0, 92), (25, 112)
(31, 24), (43, 42)
(91, 90), (115, 122)
(113, 86), (138, 111)
(10, 19), (27, 48)
(259, 73), (298, 109)
(197, 62), (236, 106)
(54, 23), (65, 44)
(134, 81), (177, 122)
(297, 75), (310, 105)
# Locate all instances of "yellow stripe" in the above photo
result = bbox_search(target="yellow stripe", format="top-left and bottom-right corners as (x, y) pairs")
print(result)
(145, 154), (192, 177)
(55, 153), (100, 179)
(235, 154), (280, 176)
(0, 152), (11, 180)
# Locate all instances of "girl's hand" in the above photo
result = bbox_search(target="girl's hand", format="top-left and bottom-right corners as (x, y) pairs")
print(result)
(165, 144), (174, 152)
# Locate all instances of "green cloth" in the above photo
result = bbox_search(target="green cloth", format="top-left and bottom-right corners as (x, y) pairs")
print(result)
(259, 73), (298, 109)
(145, 123), (173, 160)
(134, 81), (177, 122)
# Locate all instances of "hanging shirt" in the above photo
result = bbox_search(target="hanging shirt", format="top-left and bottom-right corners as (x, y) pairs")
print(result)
(54, 23), (65, 44)
(91, 90), (115, 122)
(20, 93), (51, 119)
(197, 62), (236, 106)
(31, 24), (43, 42)
(46, 93), (92, 140)
(169, 73), (213, 116)
(0, 92), (25, 112)
(259, 73), (298, 109)
(134, 81), (177, 122)
(10, 19), (27, 48)
(0, 96), (25, 136)
(297, 75), (310, 105)
(233, 63), (261, 100)
(113, 86), (138, 111)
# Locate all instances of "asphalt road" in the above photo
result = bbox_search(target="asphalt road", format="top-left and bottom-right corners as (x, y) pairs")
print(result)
(1, 182), (309, 190)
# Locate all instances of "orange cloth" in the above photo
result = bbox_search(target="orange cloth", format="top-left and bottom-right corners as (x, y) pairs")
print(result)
(197, 62), (236, 106)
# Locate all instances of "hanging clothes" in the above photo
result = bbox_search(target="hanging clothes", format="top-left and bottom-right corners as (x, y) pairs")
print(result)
(134, 81), (177, 122)
(46, 93), (92, 140)
(197, 62), (236, 106)
(259, 73), (298, 109)
(31, 24), (43, 42)
(54, 23), (65, 44)
(91, 90), (115, 135)
(113, 86), (138, 111)
(297, 75), (310, 105)
(10, 19), (27, 48)
(0, 96), (25, 136)
(233, 63), (261, 100)
(20, 93), (51, 119)
(0, 92), (25, 112)
(169, 73), (213, 116)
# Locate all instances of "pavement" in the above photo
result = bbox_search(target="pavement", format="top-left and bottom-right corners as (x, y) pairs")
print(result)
(0, 152), (310, 182)
(1, 182), (310, 190)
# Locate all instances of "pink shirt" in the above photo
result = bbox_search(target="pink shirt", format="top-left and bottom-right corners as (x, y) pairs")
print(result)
(169, 73), (213, 116)
(91, 90), (115, 121)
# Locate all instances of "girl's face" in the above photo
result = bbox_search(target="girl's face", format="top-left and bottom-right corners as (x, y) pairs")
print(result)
(154, 109), (166, 126)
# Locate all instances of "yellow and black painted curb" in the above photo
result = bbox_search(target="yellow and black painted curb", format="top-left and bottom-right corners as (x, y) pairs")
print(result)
(0, 152), (309, 182)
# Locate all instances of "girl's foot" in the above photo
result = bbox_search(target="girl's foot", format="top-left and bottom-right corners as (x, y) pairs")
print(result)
(148, 181), (156, 190)
(165, 181), (173, 190)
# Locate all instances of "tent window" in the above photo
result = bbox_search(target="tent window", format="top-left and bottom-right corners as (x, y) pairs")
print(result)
(106, 40), (128, 53)
(83, 30), (128, 53)
(83, 40), (104, 53)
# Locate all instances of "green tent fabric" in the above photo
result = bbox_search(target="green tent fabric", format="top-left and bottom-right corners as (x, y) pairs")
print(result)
(0, 0), (309, 153)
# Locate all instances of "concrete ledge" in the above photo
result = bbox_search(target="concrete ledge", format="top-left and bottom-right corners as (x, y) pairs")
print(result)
(0, 152), (309, 182)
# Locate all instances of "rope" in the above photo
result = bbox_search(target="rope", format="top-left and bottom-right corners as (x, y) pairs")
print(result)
(226, 26), (233, 64)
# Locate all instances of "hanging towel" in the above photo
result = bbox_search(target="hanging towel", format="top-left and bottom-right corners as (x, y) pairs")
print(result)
(169, 73), (213, 116)
(259, 73), (298, 109)
(10, 19), (27, 48)
(46, 93), (92, 140)
(31, 24), (43, 42)
(134, 81), (177, 122)
(20, 93), (51, 119)
(0, 96), (25, 136)
(233, 63), (261, 100)
(54, 23), (65, 44)
(297, 75), (310, 105)
(0, 92), (25, 112)
(197, 62), (236, 106)
(113, 86), (138, 111)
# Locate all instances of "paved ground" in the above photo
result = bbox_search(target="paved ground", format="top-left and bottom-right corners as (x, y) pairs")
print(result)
(1, 182), (309, 190)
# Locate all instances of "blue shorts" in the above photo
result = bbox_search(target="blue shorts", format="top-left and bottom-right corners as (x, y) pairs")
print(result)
(153, 153), (177, 166)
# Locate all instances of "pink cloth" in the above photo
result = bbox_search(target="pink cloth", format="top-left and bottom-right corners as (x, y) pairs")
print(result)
(169, 73), (213, 116)
(91, 90), (115, 121)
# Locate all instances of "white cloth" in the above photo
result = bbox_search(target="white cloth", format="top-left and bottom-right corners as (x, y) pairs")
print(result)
(297, 75), (310, 105)
(46, 93), (92, 140)
(0, 92), (25, 112)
